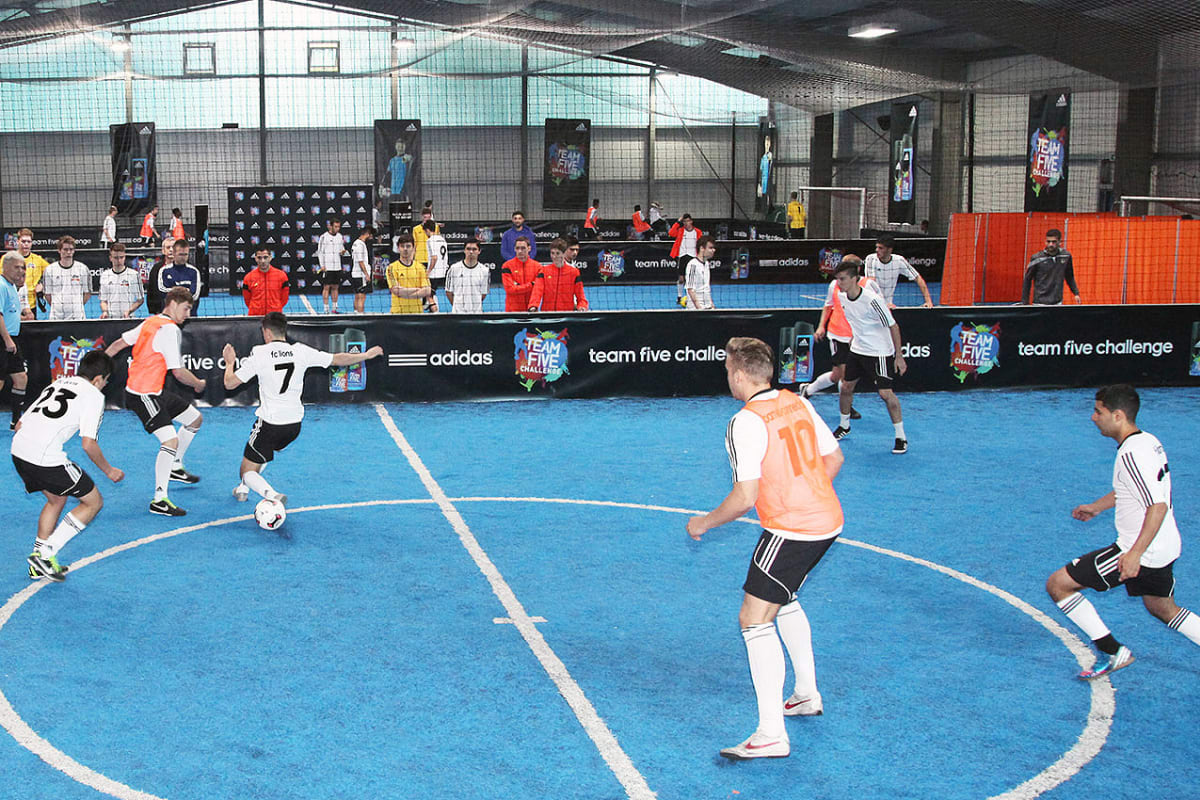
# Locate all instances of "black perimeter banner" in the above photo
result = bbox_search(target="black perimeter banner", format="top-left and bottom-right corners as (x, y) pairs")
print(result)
(889, 102), (918, 224)
(1025, 90), (1071, 212)
(374, 120), (422, 207)
(19, 305), (1200, 407)
(110, 122), (157, 216)
(544, 119), (590, 211)
(227, 185), (372, 294)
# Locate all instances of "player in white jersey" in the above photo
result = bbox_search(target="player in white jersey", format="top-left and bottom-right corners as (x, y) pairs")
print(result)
(863, 236), (932, 308)
(1046, 384), (1200, 679)
(11, 351), (124, 581)
(445, 238), (490, 313)
(831, 259), (909, 453)
(316, 220), (348, 314)
(222, 312), (382, 506)
(43, 236), (92, 321)
(684, 236), (717, 310)
(350, 227), (375, 315)
(423, 220), (449, 311)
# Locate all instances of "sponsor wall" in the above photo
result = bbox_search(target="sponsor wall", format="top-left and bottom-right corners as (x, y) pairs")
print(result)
(20, 305), (1200, 407)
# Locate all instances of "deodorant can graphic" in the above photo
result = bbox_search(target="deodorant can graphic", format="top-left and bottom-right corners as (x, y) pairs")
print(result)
(793, 322), (815, 383)
(778, 325), (797, 384)
(1190, 322), (1200, 377)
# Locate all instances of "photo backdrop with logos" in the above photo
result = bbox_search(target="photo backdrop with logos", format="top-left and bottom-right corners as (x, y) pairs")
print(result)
(373, 120), (422, 207)
(227, 185), (372, 293)
(543, 119), (590, 211)
(1025, 90), (1071, 212)
(110, 122), (157, 216)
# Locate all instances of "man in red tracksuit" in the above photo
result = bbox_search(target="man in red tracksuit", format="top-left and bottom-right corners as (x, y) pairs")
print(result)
(242, 248), (290, 315)
(529, 238), (589, 312)
(669, 214), (704, 307)
(501, 235), (541, 312)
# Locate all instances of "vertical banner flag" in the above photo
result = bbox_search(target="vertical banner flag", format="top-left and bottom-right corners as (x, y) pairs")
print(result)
(888, 102), (918, 224)
(110, 122), (156, 216)
(374, 120), (422, 206)
(756, 118), (776, 214)
(543, 119), (590, 211)
(1025, 90), (1070, 212)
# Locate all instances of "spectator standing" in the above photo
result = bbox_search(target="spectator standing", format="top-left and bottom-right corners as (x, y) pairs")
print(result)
(685, 235), (717, 310)
(446, 239), (490, 314)
(583, 199), (601, 240)
(169, 207), (186, 242)
(786, 192), (806, 239)
(1, 251), (30, 429)
(14, 228), (47, 319)
(43, 236), (92, 321)
(99, 243), (144, 319)
(140, 205), (160, 245)
(864, 236), (933, 308)
(316, 219), (347, 314)
(501, 236), (541, 312)
(631, 205), (651, 240)
(145, 237), (175, 315)
(242, 248), (290, 316)
(1022, 228), (1082, 305)
(424, 221), (449, 308)
(500, 211), (537, 262)
(386, 234), (434, 314)
(669, 214), (703, 307)
(529, 238), (588, 312)
(157, 240), (203, 315)
(101, 206), (119, 249)
(411, 206), (440, 274)
(350, 228), (374, 314)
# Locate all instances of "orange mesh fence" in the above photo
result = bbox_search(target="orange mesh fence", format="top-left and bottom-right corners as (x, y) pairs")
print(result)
(1178, 221), (1200, 304)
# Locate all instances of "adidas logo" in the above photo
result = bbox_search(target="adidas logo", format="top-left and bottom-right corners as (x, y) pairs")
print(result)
(405, 123), (417, 131)
(1056, 94), (1068, 106)
(139, 126), (153, 135)
(576, 122), (588, 131)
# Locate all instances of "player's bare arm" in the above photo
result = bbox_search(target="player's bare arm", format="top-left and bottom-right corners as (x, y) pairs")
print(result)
(105, 337), (130, 357)
(330, 345), (383, 367)
(1072, 491), (1116, 521)
(172, 367), (207, 394)
(687, 479), (759, 541)
(81, 437), (124, 483)
(890, 323), (907, 375)
(222, 343), (243, 390)
(1118, 502), (1169, 581)
(916, 273), (933, 308)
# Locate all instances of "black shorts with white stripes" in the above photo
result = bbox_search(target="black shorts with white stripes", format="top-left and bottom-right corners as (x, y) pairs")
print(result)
(2, 336), (27, 376)
(743, 532), (837, 605)
(1065, 542), (1177, 597)
(12, 455), (96, 498)
(829, 338), (851, 367)
(844, 351), (895, 387)
(244, 419), (302, 464)
(126, 390), (191, 434)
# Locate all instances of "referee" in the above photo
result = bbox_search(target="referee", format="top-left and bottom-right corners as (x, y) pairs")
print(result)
(0, 251), (30, 430)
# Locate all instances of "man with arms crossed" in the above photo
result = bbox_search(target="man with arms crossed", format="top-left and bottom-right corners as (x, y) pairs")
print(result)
(831, 260), (909, 454)
(99, 243), (145, 319)
(1046, 384), (1200, 679)
(12, 351), (124, 582)
(317, 220), (348, 314)
(688, 337), (844, 760)
(106, 287), (206, 517)
(223, 312), (383, 506)
(386, 234), (435, 314)
(446, 239), (489, 313)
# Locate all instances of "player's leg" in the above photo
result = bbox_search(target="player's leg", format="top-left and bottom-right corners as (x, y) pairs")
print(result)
(238, 420), (294, 504)
(1135, 565), (1200, 647)
(675, 258), (688, 306)
(354, 278), (367, 313)
(776, 601), (822, 715)
(9, 369), (27, 430)
(28, 463), (99, 581)
(321, 274), (331, 312)
(330, 280), (340, 313)
(150, 426), (185, 515)
(1047, 546), (1133, 678)
(835, 358), (861, 438)
(170, 405), (202, 483)
(873, 356), (905, 452)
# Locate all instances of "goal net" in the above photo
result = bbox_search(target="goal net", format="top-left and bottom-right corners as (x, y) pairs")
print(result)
(793, 187), (866, 240)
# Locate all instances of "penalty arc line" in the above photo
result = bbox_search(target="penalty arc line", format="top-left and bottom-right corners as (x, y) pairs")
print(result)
(373, 403), (658, 800)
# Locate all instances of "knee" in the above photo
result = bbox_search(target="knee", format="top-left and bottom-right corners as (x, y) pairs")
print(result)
(1045, 570), (1070, 600)
(187, 413), (203, 432)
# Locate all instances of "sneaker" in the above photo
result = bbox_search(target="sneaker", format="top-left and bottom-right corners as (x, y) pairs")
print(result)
(170, 467), (200, 484)
(149, 498), (187, 517)
(719, 732), (790, 760)
(1079, 646), (1135, 680)
(233, 485), (249, 502)
(27, 552), (67, 582)
(833, 426), (850, 440)
(893, 438), (908, 454)
(677, 296), (688, 308)
(783, 692), (823, 717)
(270, 492), (288, 507)
(849, 407), (862, 421)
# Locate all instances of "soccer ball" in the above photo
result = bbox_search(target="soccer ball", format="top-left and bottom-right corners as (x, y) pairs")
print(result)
(255, 499), (286, 531)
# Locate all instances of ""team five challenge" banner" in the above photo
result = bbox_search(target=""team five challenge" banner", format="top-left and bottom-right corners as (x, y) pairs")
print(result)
(543, 119), (590, 212)
(1025, 90), (1071, 212)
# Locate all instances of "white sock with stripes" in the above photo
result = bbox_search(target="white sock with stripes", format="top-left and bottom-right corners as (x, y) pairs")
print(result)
(243, 470), (277, 501)
(1057, 592), (1111, 641)
(1168, 608), (1200, 646)
(742, 623), (786, 739)
(775, 601), (818, 699)
(806, 373), (835, 396)
(175, 425), (197, 468)
(894, 422), (906, 439)
(155, 445), (176, 500)
(40, 512), (86, 558)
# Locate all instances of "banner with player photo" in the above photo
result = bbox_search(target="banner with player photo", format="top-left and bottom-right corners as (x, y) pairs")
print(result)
(374, 120), (422, 207)
(1025, 90), (1071, 212)
(543, 119), (590, 211)
(756, 118), (776, 214)
(227, 185), (372, 294)
(110, 122), (157, 216)
(888, 102), (918, 224)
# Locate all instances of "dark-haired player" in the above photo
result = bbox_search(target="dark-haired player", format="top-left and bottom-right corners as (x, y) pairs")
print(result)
(11, 350), (124, 581)
(223, 312), (382, 506)
(1046, 384), (1200, 679)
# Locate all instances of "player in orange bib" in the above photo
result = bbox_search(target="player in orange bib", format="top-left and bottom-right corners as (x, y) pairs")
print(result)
(688, 336), (844, 761)
(802, 254), (875, 417)
(106, 287), (207, 517)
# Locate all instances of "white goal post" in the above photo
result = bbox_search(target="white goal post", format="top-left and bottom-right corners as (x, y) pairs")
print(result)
(794, 186), (866, 239)
(1117, 195), (1200, 217)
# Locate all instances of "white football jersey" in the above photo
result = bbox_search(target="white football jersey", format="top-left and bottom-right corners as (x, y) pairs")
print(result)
(234, 341), (333, 425)
(837, 282), (897, 357)
(11, 376), (106, 467)
(1112, 431), (1181, 568)
(864, 253), (920, 306)
(426, 235), (450, 279)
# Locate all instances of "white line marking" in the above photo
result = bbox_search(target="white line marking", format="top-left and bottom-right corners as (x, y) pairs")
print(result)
(0, 496), (1109, 800)
(299, 293), (316, 314)
(494, 616), (547, 624)
(373, 404), (657, 800)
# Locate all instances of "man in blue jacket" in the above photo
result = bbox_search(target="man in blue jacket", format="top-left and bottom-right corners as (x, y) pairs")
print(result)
(158, 240), (204, 315)
(500, 211), (537, 262)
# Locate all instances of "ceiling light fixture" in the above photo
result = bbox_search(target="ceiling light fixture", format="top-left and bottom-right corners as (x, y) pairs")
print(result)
(848, 23), (897, 39)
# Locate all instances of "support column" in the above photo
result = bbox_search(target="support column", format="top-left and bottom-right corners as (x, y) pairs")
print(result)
(123, 25), (133, 122)
(1113, 87), (1156, 203)
(809, 113), (834, 238)
(257, 0), (267, 184)
(647, 68), (656, 207)
(390, 24), (399, 119)
(929, 92), (964, 236)
(520, 45), (529, 214)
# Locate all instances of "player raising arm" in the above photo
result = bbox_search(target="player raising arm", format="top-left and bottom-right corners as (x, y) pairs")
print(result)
(12, 351), (124, 582)
(223, 312), (383, 507)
